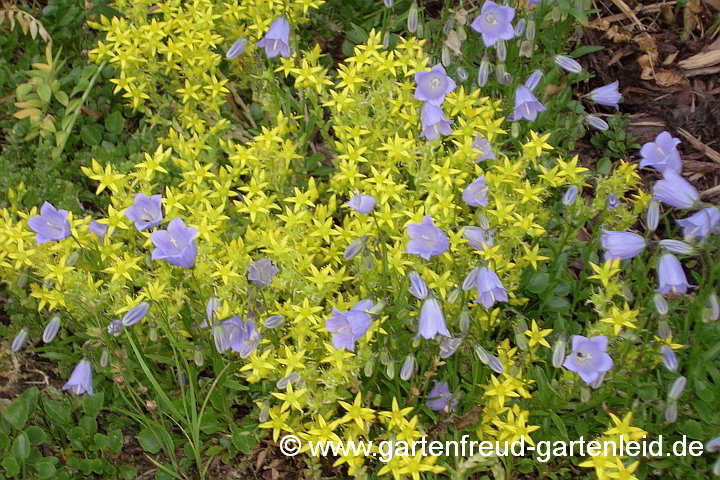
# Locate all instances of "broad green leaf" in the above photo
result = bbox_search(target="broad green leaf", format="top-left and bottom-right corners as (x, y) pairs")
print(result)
(136, 427), (163, 454)
(25, 426), (47, 446)
(11, 432), (30, 460)
(37, 84), (52, 103)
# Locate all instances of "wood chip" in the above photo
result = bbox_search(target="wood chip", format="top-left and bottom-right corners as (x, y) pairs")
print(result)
(677, 128), (720, 164)
(609, 0), (647, 30)
(678, 50), (720, 70)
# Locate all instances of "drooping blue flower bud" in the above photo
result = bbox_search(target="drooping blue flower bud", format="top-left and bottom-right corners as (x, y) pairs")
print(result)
(668, 376), (686, 401)
(441, 46), (451, 67)
(264, 315), (285, 328)
(495, 63), (506, 83)
(653, 294), (669, 315)
(43, 314), (61, 343)
(477, 56), (490, 87)
(226, 38), (248, 59)
(487, 352), (505, 374)
(646, 200), (660, 232)
(704, 293), (719, 322)
(662, 346), (677, 372)
(563, 185), (578, 206)
(607, 193), (619, 210)
(585, 115), (609, 131)
(122, 302), (150, 327)
(400, 354), (415, 380)
(587, 81), (622, 109)
(344, 236), (367, 260)
(409, 271), (429, 300)
(659, 239), (695, 255)
(706, 436), (720, 453)
(456, 67), (468, 82)
(665, 401), (678, 423)
(12, 328), (29, 352)
(514, 19), (526, 36)
(524, 70), (543, 91)
(552, 334), (566, 368)
(554, 55), (582, 73)
(496, 40), (507, 62)
(439, 337), (462, 359)
(408, 2), (418, 32)
(474, 343), (489, 364)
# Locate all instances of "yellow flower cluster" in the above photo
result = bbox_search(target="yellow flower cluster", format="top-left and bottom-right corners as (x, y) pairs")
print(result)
(0, 16), (653, 477)
(578, 412), (647, 480)
(87, 0), (324, 133)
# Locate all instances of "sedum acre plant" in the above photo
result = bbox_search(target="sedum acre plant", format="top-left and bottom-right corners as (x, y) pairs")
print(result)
(2, 1), (719, 479)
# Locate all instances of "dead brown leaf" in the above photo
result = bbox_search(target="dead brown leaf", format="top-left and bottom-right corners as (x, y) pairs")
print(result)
(654, 69), (689, 87)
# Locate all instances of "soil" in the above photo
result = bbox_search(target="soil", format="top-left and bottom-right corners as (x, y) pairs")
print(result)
(581, 0), (720, 199)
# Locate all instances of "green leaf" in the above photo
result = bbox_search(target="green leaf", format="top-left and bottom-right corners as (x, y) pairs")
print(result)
(679, 420), (704, 440)
(526, 272), (549, 294)
(118, 466), (137, 480)
(693, 379), (715, 404)
(83, 392), (104, 418)
(2, 400), (28, 431)
(547, 296), (571, 312)
(346, 23), (368, 45)
(37, 84), (52, 103)
(25, 426), (47, 446)
(570, 45), (604, 58)
(104, 111), (125, 134)
(43, 400), (71, 427)
(11, 432), (30, 460)
(2, 456), (20, 477)
(80, 124), (103, 146)
(0, 433), (9, 450)
(92, 433), (107, 451)
(79, 416), (97, 436)
(596, 157), (612, 175)
(68, 426), (86, 442)
(638, 385), (658, 402)
(136, 427), (163, 454)
(549, 411), (569, 442)
(231, 429), (255, 454)
(54, 90), (69, 107)
(35, 459), (56, 478)
(107, 429), (123, 453)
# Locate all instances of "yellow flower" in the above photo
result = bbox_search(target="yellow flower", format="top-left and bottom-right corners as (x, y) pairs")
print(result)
(338, 393), (376, 430)
(589, 259), (622, 288)
(600, 302), (639, 335)
(271, 383), (307, 413)
(525, 320), (552, 348)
